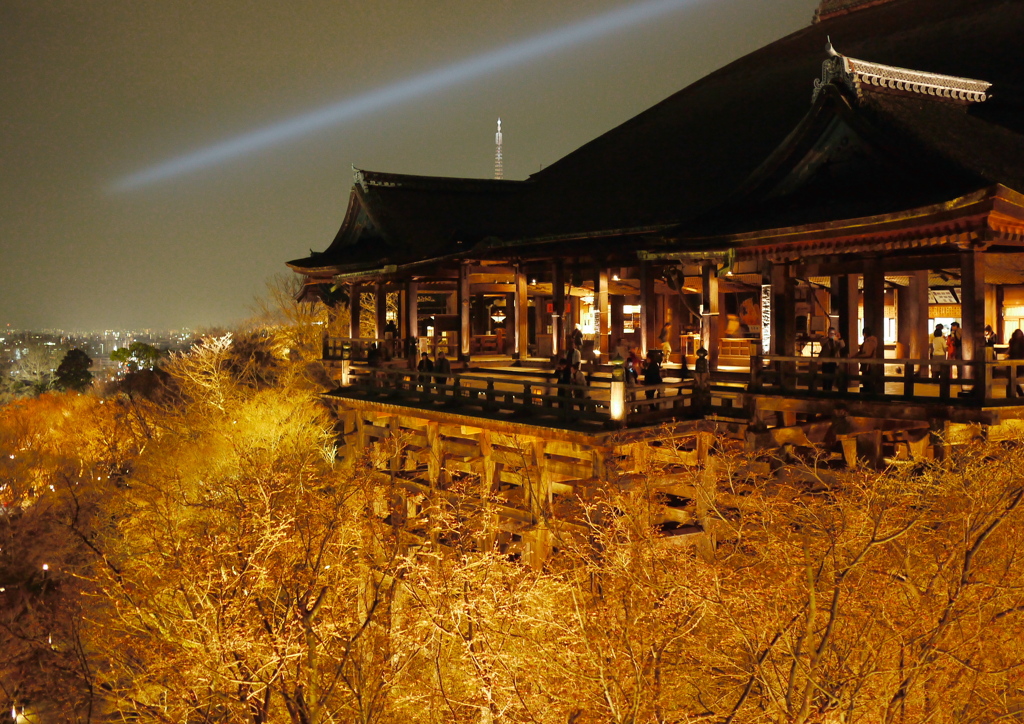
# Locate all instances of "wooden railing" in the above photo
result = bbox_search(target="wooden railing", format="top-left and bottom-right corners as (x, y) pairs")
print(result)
(751, 355), (1024, 403)
(323, 336), (460, 362)
(338, 367), (700, 425)
(324, 337), (406, 361)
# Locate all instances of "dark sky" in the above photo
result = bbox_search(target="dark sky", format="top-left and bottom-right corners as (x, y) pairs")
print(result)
(1, 0), (819, 332)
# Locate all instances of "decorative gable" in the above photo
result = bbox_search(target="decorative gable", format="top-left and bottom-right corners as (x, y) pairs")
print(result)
(812, 44), (992, 105)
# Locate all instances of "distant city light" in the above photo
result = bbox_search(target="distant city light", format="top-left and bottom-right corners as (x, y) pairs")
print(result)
(112, 0), (708, 190)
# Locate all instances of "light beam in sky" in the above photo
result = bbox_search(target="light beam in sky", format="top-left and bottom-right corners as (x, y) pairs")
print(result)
(113, 0), (709, 190)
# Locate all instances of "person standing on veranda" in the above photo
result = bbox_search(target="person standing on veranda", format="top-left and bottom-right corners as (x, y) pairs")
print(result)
(852, 326), (880, 393)
(930, 324), (946, 380)
(818, 327), (845, 391)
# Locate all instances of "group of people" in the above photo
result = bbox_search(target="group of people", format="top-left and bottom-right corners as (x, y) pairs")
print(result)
(816, 325), (881, 392)
(817, 321), (1024, 393)
(415, 349), (452, 387)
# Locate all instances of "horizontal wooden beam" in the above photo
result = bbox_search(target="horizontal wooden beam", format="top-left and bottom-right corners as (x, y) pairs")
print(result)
(801, 253), (963, 277)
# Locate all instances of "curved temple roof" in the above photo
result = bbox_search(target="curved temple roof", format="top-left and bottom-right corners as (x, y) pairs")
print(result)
(288, 0), (1024, 279)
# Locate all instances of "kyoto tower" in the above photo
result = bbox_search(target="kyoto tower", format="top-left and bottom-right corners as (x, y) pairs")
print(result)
(494, 118), (503, 180)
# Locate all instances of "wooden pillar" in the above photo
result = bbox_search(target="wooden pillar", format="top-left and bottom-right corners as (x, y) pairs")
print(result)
(551, 260), (565, 360)
(458, 262), (471, 361)
(897, 270), (929, 374)
(348, 284), (361, 339)
(596, 266), (610, 362)
(863, 257), (885, 349)
(863, 257), (886, 392)
(514, 265), (528, 360)
(639, 260), (656, 357)
(610, 295), (625, 356)
(568, 295), (581, 348)
(373, 283), (387, 340)
(529, 440), (550, 524)
(426, 422), (441, 487)
(666, 293), (682, 360)
(961, 249), (988, 393)
(832, 274), (859, 356)
(995, 285), (1005, 343)
(771, 262), (795, 356)
(702, 262), (721, 370)
(405, 282), (418, 346)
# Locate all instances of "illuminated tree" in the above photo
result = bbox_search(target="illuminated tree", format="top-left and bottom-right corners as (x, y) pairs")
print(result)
(110, 341), (163, 373)
(0, 392), (145, 721)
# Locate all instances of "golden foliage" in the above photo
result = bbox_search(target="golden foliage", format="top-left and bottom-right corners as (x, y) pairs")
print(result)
(4, 347), (1024, 722)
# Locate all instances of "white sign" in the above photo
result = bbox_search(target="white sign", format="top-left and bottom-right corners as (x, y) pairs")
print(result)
(761, 284), (772, 355)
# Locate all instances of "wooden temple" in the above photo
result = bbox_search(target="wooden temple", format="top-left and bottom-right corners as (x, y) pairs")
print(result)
(288, 0), (1024, 470)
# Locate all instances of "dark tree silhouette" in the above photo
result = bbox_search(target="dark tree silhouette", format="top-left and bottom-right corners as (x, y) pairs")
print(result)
(53, 348), (93, 391)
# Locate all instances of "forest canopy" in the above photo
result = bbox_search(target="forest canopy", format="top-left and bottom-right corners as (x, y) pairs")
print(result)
(2, 327), (1024, 723)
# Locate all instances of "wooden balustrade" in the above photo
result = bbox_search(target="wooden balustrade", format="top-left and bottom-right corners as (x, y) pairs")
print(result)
(751, 354), (1024, 404)
(339, 366), (699, 425)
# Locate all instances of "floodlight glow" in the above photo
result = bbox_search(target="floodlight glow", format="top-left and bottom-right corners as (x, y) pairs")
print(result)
(113, 0), (708, 190)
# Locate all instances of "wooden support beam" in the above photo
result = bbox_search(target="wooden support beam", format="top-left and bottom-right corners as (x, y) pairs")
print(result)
(348, 284), (362, 339)
(596, 266), (610, 362)
(639, 260), (656, 358)
(695, 432), (716, 563)
(804, 253), (963, 277)
(530, 440), (550, 524)
(961, 249), (990, 396)
(405, 282), (419, 356)
(552, 259), (565, 359)
(374, 282), (387, 340)
(833, 274), (859, 369)
(426, 422), (441, 487)
(469, 283), (516, 294)
(771, 262), (796, 356)
(458, 262), (471, 361)
(863, 257), (886, 393)
(514, 266), (528, 359)
(897, 270), (929, 376)
(702, 262), (721, 370)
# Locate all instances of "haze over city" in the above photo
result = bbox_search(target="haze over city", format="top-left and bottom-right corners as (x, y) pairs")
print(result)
(2, 0), (818, 332)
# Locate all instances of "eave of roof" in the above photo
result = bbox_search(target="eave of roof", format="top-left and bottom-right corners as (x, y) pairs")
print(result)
(656, 185), (1024, 261)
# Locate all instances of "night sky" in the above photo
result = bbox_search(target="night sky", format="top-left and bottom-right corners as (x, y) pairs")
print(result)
(2, 0), (818, 332)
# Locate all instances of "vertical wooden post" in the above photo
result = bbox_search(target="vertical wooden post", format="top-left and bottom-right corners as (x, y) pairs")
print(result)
(426, 422), (441, 488)
(610, 294), (625, 356)
(961, 249), (990, 397)
(695, 432), (716, 563)
(503, 292), (515, 355)
(530, 440), (550, 524)
(596, 266), (610, 362)
(833, 274), (859, 357)
(995, 285), (1005, 343)
(863, 257), (885, 348)
(702, 262), (720, 371)
(514, 266), (528, 360)
(458, 262), (471, 362)
(771, 262), (795, 356)
(897, 270), (929, 377)
(639, 259), (656, 358)
(405, 282), (419, 354)
(348, 284), (361, 339)
(552, 259), (565, 360)
(374, 283), (387, 340)
(568, 295), (581, 349)
(863, 257), (885, 392)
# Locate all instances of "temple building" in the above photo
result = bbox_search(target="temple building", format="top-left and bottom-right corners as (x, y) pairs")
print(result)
(288, 0), (1024, 471)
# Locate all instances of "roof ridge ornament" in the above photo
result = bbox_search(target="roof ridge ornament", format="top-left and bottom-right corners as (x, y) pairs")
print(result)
(812, 42), (992, 105)
(352, 166), (367, 193)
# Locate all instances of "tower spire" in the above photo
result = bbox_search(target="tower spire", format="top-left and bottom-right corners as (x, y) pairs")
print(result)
(494, 118), (503, 180)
